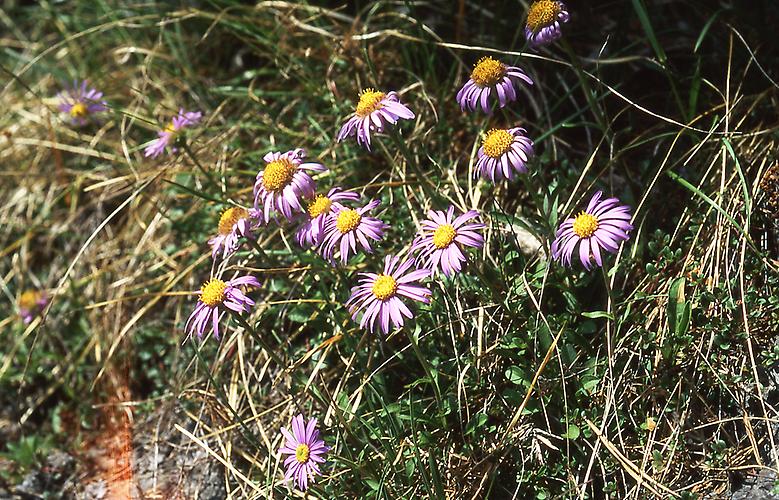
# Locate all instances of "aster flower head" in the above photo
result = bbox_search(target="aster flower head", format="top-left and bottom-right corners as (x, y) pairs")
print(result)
(295, 188), (361, 248)
(456, 57), (533, 114)
(319, 199), (388, 265)
(185, 275), (259, 340)
(525, 1), (570, 47)
(57, 80), (107, 126)
(208, 206), (261, 260)
(347, 255), (432, 334)
(144, 108), (203, 158)
(475, 127), (535, 182)
(279, 414), (329, 491)
(18, 289), (48, 324)
(551, 191), (633, 270)
(253, 148), (327, 221)
(336, 89), (415, 150)
(411, 206), (485, 277)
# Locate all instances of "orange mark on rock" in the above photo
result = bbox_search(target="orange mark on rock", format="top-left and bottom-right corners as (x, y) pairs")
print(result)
(83, 367), (136, 499)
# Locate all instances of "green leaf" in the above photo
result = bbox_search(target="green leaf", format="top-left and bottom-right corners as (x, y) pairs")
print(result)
(505, 366), (527, 386)
(667, 170), (760, 256)
(583, 378), (600, 394)
(287, 304), (314, 324)
(581, 310), (614, 320)
(695, 9), (724, 52)
(465, 412), (489, 436)
(562, 424), (580, 440)
(631, 0), (667, 64)
(652, 450), (664, 471)
(668, 277), (691, 337)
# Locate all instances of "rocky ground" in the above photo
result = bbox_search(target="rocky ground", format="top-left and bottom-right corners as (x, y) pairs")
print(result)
(1, 408), (226, 500)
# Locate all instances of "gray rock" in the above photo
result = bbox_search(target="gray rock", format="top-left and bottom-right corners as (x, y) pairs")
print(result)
(81, 480), (107, 500)
(13, 450), (77, 499)
(731, 468), (779, 500)
(505, 223), (546, 259)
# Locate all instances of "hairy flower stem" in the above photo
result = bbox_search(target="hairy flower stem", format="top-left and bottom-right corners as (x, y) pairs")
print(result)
(467, 246), (504, 308)
(233, 313), (285, 367)
(407, 329), (442, 405)
(190, 343), (264, 450)
(600, 263), (617, 439)
(560, 39), (608, 136)
(330, 263), (350, 289)
(508, 27), (531, 55)
(246, 235), (271, 263)
(387, 128), (442, 203)
(600, 264), (614, 355)
(182, 142), (218, 187)
(388, 127), (417, 172)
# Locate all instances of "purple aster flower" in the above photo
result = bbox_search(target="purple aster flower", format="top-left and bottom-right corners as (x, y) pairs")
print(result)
(411, 206), (485, 277)
(346, 255), (431, 334)
(143, 108), (203, 158)
(551, 191), (634, 270)
(57, 80), (107, 126)
(336, 89), (415, 150)
(279, 414), (329, 491)
(208, 206), (261, 260)
(18, 289), (48, 324)
(319, 199), (388, 265)
(295, 188), (361, 248)
(525, 1), (570, 47)
(456, 57), (533, 114)
(253, 148), (327, 221)
(475, 127), (535, 182)
(185, 275), (259, 340)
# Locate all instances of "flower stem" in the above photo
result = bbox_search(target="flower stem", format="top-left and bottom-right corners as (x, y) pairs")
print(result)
(233, 313), (285, 367)
(388, 127), (417, 172)
(190, 342), (265, 450)
(407, 329), (442, 405)
(600, 264), (616, 417)
(386, 128), (442, 204)
(182, 142), (219, 187)
(559, 39), (608, 133)
(246, 235), (271, 263)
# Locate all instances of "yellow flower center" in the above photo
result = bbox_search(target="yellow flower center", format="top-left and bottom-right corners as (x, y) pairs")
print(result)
(432, 224), (457, 249)
(335, 209), (362, 234)
(262, 158), (296, 192)
(295, 443), (310, 463)
(217, 207), (249, 236)
(372, 274), (398, 301)
(572, 212), (599, 238)
(527, 0), (562, 32)
(200, 278), (227, 307)
(164, 121), (177, 135)
(19, 290), (42, 310)
(69, 102), (88, 119)
(482, 129), (514, 159)
(355, 88), (386, 117)
(307, 195), (332, 218)
(470, 56), (506, 87)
